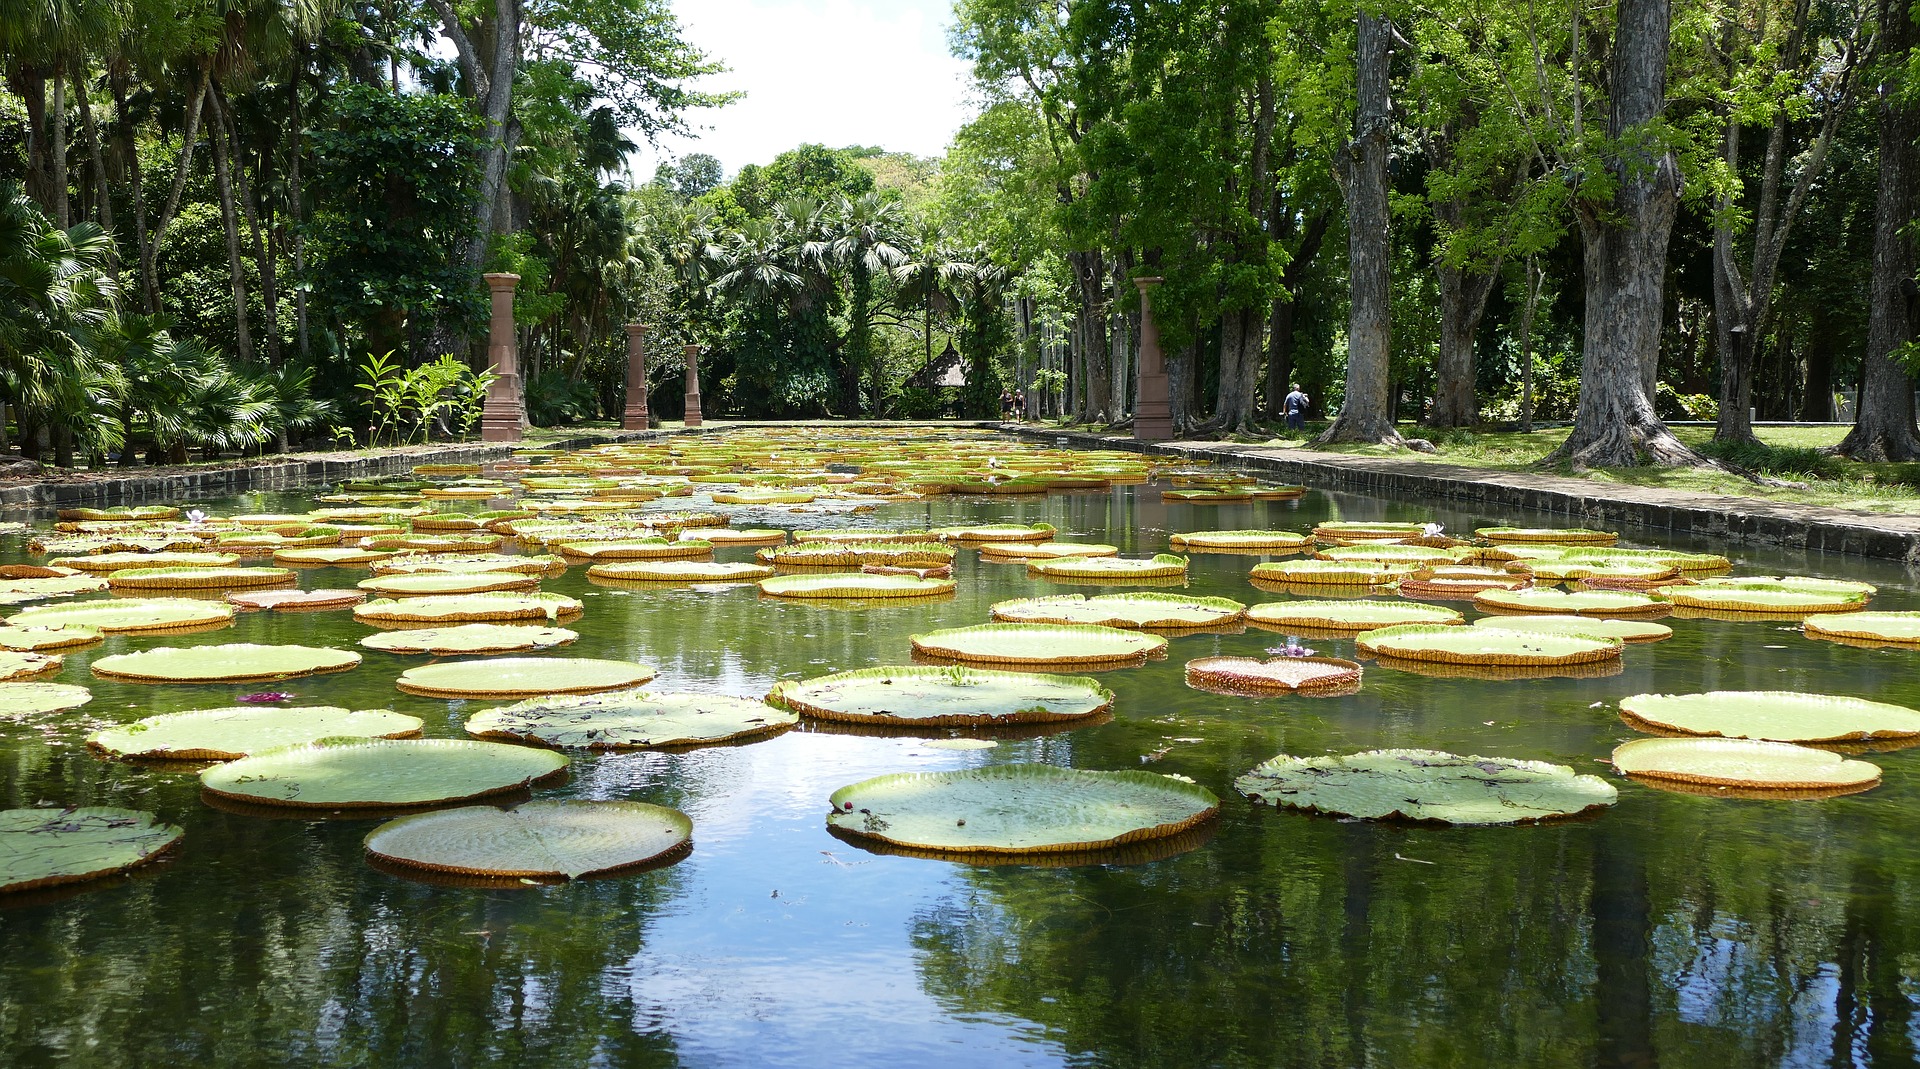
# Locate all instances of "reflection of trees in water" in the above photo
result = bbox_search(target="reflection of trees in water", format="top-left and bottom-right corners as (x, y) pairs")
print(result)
(907, 795), (1920, 1066)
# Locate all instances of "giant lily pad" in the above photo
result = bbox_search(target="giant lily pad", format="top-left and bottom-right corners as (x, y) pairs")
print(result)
(50, 552), (241, 573)
(356, 572), (540, 596)
(1184, 656), (1363, 694)
(201, 738), (567, 808)
(467, 691), (796, 749)
(1515, 558), (1676, 582)
(0, 807), (184, 893)
(1236, 749), (1617, 824)
(106, 566), (296, 590)
(1618, 691), (1920, 742)
(990, 593), (1245, 629)
(910, 623), (1167, 667)
(1356, 623), (1621, 666)
(1804, 611), (1920, 646)
(1473, 588), (1668, 617)
(1686, 575), (1876, 597)
(364, 800), (691, 880)
(826, 765), (1218, 856)
(977, 542), (1120, 560)
(699, 528), (788, 546)
(89, 706), (424, 760)
(92, 643), (361, 683)
(759, 573), (956, 599)
(361, 624), (578, 655)
(1028, 554), (1188, 579)
(370, 553), (567, 577)
(931, 523), (1056, 543)
(226, 588), (365, 612)
(557, 539), (713, 560)
(272, 547), (394, 566)
(1317, 544), (1460, 565)
(759, 542), (954, 567)
(588, 561), (775, 583)
(767, 665), (1112, 726)
(1168, 530), (1313, 552)
(1245, 600), (1461, 631)
(1473, 614), (1672, 643)
(353, 592), (583, 624)
(395, 657), (656, 698)
(0, 651), (62, 681)
(6, 597), (233, 632)
(0, 624), (101, 652)
(1249, 560), (1421, 586)
(1610, 737), (1881, 792)
(0, 683), (93, 718)
(1660, 586), (1866, 614)
(1476, 526), (1618, 545)
(0, 575), (110, 602)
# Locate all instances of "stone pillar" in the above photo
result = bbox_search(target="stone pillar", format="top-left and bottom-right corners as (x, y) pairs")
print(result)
(480, 272), (524, 442)
(622, 324), (651, 430)
(683, 343), (704, 428)
(1133, 277), (1173, 440)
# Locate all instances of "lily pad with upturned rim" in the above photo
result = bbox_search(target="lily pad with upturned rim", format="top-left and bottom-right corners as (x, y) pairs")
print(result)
(394, 657), (657, 698)
(1804, 611), (1920, 646)
(1184, 656), (1363, 693)
(1355, 623), (1622, 666)
(0, 807), (184, 894)
(1028, 554), (1188, 579)
(0, 651), (62, 681)
(588, 561), (775, 583)
(360, 623), (578, 655)
(355, 573), (541, 596)
(1472, 614), (1672, 643)
(826, 765), (1218, 856)
(1476, 526), (1619, 545)
(930, 523), (1056, 543)
(976, 542), (1120, 560)
(226, 588), (366, 612)
(91, 643), (361, 683)
(353, 592), (583, 625)
(758, 573), (956, 599)
(364, 800), (690, 880)
(200, 738), (567, 808)
(466, 691), (796, 749)
(5, 598), (234, 633)
(1472, 587), (1668, 617)
(0, 683), (94, 718)
(1246, 600), (1462, 631)
(1249, 560), (1421, 586)
(1618, 691), (1920, 742)
(1169, 530), (1313, 552)
(910, 623), (1167, 667)
(1235, 749), (1617, 824)
(1659, 586), (1866, 615)
(990, 593), (1245, 629)
(1610, 737), (1881, 792)
(767, 665), (1113, 726)
(106, 566), (296, 590)
(88, 706), (424, 760)
(0, 624), (101, 652)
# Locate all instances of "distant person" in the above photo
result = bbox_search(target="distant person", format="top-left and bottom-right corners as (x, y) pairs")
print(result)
(1000, 390), (1014, 418)
(1284, 384), (1310, 432)
(1014, 391), (1025, 417)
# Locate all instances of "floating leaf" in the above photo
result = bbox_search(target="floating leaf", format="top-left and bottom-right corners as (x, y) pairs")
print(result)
(990, 593), (1245, 629)
(6, 597), (233, 632)
(1660, 586), (1865, 614)
(369, 553), (567, 577)
(50, 552), (241, 573)
(1246, 600), (1461, 631)
(89, 706), (423, 760)
(758, 573), (956, 599)
(0, 808), (183, 893)
(355, 573), (540, 596)
(92, 643), (361, 683)
(1473, 588), (1668, 617)
(1473, 614), (1672, 643)
(1475, 526), (1619, 545)
(395, 657), (656, 698)
(977, 542), (1120, 560)
(361, 624), (578, 655)
(768, 666), (1112, 726)
(1356, 623), (1621, 666)
(226, 588), (365, 612)
(1249, 560), (1421, 586)
(910, 623), (1167, 666)
(587, 561), (774, 583)
(1028, 554), (1188, 579)
(827, 765), (1218, 856)
(1804, 611), (1920, 646)
(0, 682), (93, 717)
(467, 691), (796, 748)
(1619, 691), (1920, 742)
(201, 738), (567, 808)
(364, 801), (692, 879)
(556, 539), (714, 560)
(1168, 530), (1313, 551)
(0, 624), (101, 652)
(1235, 749), (1617, 824)
(1610, 737), (1880, 792)
(354, 592), (583, 624)
(930, 523), (1056, 542)
(1184, 656), (1362, 693)
(106, 566), (296, 590)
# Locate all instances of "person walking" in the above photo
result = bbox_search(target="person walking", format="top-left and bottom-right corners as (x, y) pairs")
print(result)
(1283, 384), (1311, 432)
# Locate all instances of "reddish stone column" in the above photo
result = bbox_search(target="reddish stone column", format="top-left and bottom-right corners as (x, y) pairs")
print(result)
(1133, 276), (1173, 440)
(622, 324), (651, 430)
(480, 272), (524, 442)
(683, 343), (704, 427)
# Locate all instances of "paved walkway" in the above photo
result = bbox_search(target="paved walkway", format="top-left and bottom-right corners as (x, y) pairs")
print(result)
(1003, 425), (1920, 564)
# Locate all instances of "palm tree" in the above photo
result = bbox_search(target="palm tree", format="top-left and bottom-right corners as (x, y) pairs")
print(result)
(655, 199), (729, 342)
(824, 191), (907, 415)
(951, 250), (1014, 418)
(890, 225), (969, 417)
(0, 185), (123, 461)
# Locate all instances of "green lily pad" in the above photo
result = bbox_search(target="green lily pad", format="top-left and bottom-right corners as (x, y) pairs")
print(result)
(1236, 749), (1617, 824)
(0, 624), (102, 652)
(990, 593), (1245, 629)
(767, 665), (1113, 725)
(0, 651), (62, 681)
(200, 738), (568, 808)
(1472, 614), (1672, 643)
(360, 624), (579, 655)
(6, 598), (234, 633)
(0, 575), (111, 602)
(467, 691), (797, 749)
(89, 706), (424, 760)
(758, 573), (956, 599)
(364, 800), (691, 880)
(977, 542), (1120, 560)
(0, 807), (184, 893)
(1688, 575), (1876, 597)
(273, 547), (394, 566)
(356, 573), (540, 596)
(1618, 691), (1920, 742)
(1476, 526), (1618, 544)
(1168, 530), (1313, 551)
(827, 765), (1218, 856)
(0, 683), (93, 718)
(1661, 586), (1865, 614)
(92, 643), (362, 683)
(588, 561), (775, 582)
(395, 657), (657, 698)
(758, 542), (955, 567)
(1250, 560), (1422, 585)
(1246, 600), (1462, 631)
(353, 592), (583, 624)
(557, 539), (714, 560)
(106, 566), (295, 590)
(50, 552), (241, 573)
(1028, 554), (1188, 579)
(1610, 737), (1881, 792)
(910, 623), (1167, 666)
(930, 522), (1056, 542)
(370, 554), (567, 576)
(1804, 611), (1920, 645)
(1516, 559), (1676, 581)
(1184, 656), (1364, 693)
(1473, 588), (1667, 616)
(1318, 544), (1460, 564)
(1356, 624), (1621, 666)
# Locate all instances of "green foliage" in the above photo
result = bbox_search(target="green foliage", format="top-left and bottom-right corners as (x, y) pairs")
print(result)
(526, 371), (601, 426)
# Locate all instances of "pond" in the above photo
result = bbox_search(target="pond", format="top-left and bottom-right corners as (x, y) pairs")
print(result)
(2, 430), (1918, 1068)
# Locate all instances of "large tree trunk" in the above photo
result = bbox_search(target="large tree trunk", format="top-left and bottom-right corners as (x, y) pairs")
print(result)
(1800, 314), (1833, 421)
(1518, 258), (1544, 431)
(72, 66), (113, 243)
(1318, 10), (1400, 445)
(286, 66), (311, 362)
(430, 0), (522, 272)
(1837, 0), (1920, 460)
(1426, 263), (1498, 428)
(50, 71), (69, 228)
(1069, 249), (1111, 423)
(1550, 0), (1708, 469)
(112, 66), (154, 312)
(1263, 210), (1330, 417)
(146, 59), (214, 311)
(208, 92), (253, 363)
(224, 95), (281, 367)
(13, 70), (54, 214)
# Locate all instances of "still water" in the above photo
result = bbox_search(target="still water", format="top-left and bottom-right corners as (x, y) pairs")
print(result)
(2, 476), (1918, 1068)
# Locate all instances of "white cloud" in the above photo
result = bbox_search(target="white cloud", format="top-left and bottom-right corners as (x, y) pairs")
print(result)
(638, 0), (976, 177)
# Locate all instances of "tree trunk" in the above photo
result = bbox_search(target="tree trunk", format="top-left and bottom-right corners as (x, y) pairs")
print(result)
(208, 93), (253, 363)
(1518, 258), (1544, 432)
(1318, 10), (1400, 445)
(1800, 313), (1833, 421)
(430, 0), (522, 272)
(1426, 263), (1498, 428)
(51, 70), (69, 229)
(1069, 249), (1111, 424)
(112, 66), (151, 310)
(1264, 211), (1330, 417)
(1550, 0), (1709, 468)
(287, 67), (311, 362)
(1837, 0), (1920, 459)
(15, 70), (54, 214)
(224, 94), (281, 367)
(72, 66), (113, 243)
(147, 60), (214, 312)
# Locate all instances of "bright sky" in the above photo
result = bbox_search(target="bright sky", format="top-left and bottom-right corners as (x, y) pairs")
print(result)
(636, 0), (977, 178)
